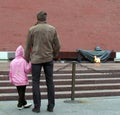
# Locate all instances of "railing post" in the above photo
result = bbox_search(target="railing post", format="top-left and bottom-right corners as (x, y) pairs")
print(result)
(71, 61), (76, 101)
(64, 61), (84, 103)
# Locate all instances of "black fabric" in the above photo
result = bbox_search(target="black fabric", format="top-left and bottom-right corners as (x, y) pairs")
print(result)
(77, 49), (112, 63)
(32, 61), (55, 108)
(17, 85), (27, 107)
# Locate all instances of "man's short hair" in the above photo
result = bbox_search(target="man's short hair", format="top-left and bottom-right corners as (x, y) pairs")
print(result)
(37, 11), (47, 21)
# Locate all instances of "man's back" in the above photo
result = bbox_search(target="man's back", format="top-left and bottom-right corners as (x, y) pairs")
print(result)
(25, 22), (60, 64)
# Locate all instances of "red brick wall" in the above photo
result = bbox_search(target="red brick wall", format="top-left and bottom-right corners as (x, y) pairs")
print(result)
(0, 0), (120, 52)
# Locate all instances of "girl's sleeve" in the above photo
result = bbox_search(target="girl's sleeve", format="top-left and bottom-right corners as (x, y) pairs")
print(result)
(24, 61), (32, 74)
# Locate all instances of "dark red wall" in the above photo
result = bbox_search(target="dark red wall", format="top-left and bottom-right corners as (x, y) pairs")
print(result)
(0, 0), (120, 52)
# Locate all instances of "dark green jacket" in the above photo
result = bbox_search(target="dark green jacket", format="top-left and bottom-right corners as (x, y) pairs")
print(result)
(25, 22), (61, 64)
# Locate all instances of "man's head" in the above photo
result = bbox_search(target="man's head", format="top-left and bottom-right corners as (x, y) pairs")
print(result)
(37, 11), (47, 21)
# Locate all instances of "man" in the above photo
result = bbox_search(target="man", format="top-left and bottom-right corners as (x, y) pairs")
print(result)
(25, 11), (60, 113)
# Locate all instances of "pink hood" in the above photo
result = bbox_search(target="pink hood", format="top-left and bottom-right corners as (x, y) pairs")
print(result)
(15, 45), (24, 57)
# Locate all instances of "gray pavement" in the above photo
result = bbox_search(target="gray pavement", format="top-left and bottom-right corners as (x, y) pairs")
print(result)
(1, 97), (120, 115)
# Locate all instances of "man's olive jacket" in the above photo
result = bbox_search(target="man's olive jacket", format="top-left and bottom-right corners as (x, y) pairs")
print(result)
(25, 22), (61, 64)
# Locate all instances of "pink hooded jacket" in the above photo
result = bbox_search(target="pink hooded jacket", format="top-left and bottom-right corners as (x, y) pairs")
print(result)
(9, 45), (31, 86)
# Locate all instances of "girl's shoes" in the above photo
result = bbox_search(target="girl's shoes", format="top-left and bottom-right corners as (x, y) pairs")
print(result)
(24, 103), (32, 108)
(17, 103), (32, 110)
(17, 106), (24, 110)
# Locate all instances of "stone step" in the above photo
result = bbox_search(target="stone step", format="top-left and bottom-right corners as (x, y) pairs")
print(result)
(1, 78), (120, 87)
(1, 89), (120, 100)
(1, 83), (120, 93)
(1, 72), (120, 80)
(1, 66), (120, 100)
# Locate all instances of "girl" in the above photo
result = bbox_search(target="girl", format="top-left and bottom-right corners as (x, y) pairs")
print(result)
(9, 45), (32, 110)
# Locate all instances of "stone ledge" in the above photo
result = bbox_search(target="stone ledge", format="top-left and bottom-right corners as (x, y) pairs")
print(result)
(0, 51), (15, 60)
(0, 51), (116, 61)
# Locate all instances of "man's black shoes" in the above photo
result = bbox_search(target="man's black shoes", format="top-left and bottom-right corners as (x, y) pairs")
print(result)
(32, 106), (53, 112)
(32, 107), (40, 113)
(47, 107), (53, 112)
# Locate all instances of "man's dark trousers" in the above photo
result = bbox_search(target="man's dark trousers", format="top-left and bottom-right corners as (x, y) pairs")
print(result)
(32, 61), (55, 109)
